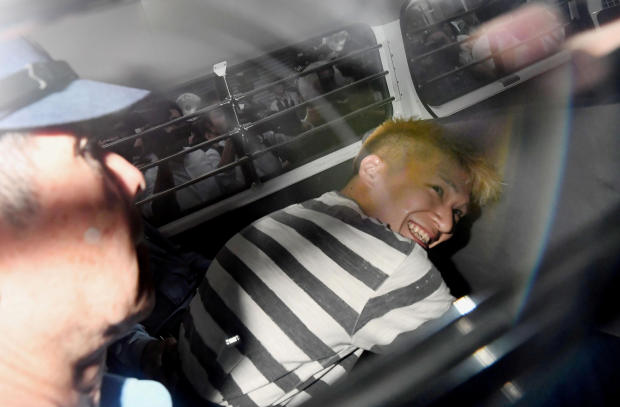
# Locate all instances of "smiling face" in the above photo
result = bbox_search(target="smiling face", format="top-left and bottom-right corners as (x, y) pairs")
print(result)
(364, 147), (472, 249)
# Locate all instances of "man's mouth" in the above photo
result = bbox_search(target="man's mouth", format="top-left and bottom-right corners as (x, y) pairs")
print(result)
(407, 220), (433, 248)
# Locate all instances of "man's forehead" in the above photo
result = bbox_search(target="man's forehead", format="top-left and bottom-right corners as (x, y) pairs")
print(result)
(400, 148), (471, 192)
(438, 166), (471, 193)
(439, 172), (459, 191)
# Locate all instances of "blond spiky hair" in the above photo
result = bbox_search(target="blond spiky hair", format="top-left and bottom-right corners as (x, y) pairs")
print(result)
(354, 118), (502, 207)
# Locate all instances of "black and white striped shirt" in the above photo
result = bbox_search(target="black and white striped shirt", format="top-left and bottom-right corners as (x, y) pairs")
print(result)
(179, 191), (454, 406)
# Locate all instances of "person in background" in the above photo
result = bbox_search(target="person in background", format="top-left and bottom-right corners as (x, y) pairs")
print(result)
(129, 100), (187, 224)
(269, 82), (301, 113)
(171, 98), (241, 212)
(297, 61), (352, 127)
(176, 92), (202, 118)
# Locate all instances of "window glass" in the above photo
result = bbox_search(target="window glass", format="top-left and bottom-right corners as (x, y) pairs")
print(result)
(106, 23), (391, 225)
(401, 0), (590, 106)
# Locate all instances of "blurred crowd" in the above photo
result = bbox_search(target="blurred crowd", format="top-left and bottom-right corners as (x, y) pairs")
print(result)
(102, 28), (387, 224)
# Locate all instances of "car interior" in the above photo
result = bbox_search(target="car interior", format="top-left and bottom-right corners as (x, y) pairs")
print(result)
(4, 0), (619, 405)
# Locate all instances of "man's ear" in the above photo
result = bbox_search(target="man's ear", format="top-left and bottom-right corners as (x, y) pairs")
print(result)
(358, 154), (386, 187)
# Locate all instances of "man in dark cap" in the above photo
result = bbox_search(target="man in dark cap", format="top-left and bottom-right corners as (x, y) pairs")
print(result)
(0, 37), (169, 407)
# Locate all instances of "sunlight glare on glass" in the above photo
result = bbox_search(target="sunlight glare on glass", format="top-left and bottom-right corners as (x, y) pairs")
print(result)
(454, 295), (477, 315)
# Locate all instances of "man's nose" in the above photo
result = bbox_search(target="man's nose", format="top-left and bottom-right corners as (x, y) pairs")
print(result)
(104, 152), (146, 200)
(433, 204), (454, 234)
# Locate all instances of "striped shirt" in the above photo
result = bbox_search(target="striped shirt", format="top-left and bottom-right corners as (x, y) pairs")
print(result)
(179, 191), (454, 406)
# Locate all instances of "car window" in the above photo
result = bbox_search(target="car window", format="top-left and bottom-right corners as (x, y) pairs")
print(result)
(103, 23), (392, 226)
(401, 0), (590, 106)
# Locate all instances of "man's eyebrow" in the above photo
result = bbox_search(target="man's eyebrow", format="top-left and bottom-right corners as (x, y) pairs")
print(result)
(439, 173), (459, 192)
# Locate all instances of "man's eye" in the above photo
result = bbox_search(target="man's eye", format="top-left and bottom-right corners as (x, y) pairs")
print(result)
(453, 209), (463, 220)
(431, 185), (444, 197)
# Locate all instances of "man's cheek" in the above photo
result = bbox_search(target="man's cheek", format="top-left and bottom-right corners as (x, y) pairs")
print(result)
(136, 243), (154, 307)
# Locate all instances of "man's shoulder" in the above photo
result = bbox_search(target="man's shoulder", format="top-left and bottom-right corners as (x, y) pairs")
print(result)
(272, 191), (356, 220)
(249, 191), (414, 255)
(259, 191), (338, 215)
(241, 191), (350, 237)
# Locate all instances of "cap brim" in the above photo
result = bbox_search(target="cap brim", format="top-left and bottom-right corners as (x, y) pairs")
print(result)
(0, 78), (149, 130)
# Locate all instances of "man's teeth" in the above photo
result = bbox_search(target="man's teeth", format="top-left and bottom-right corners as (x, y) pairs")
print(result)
(408, 221), (430, 244)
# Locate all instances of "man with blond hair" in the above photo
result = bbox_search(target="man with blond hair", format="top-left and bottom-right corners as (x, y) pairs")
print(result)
(177, 118), (501, 407)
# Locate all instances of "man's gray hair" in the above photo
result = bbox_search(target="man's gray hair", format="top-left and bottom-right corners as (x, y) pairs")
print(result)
(0, 132), (40, 228)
